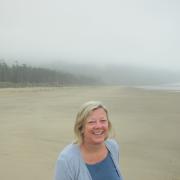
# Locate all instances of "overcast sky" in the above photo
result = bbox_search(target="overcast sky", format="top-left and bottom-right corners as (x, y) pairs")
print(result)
(0, 0), (180, 70)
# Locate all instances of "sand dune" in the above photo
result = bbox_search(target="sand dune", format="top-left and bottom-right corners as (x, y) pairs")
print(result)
(0, 86), (180, 180)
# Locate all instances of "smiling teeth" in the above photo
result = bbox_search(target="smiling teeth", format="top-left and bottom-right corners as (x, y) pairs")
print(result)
(93, 131), (103, 135)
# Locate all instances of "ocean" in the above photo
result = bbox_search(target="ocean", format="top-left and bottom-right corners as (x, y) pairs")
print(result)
(135, 83), (180, 92)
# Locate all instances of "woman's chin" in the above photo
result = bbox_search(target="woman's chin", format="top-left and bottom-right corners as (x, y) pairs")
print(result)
(91, 137), (105, 145)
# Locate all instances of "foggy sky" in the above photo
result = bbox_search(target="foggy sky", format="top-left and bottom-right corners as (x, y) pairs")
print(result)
(0, 0), (180, 70)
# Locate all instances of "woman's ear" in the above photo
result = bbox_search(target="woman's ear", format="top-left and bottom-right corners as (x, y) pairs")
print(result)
(80, 125), (84, 134)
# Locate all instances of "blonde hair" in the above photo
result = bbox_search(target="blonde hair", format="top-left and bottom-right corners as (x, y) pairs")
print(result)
(74, 101), (112, 144)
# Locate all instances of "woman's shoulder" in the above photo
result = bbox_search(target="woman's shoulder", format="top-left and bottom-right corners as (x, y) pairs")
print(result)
(57, 143), (80, 161)
(105, 138), (119, 146)
(55, 143), (82, 178)
(105, 138), (120, 152)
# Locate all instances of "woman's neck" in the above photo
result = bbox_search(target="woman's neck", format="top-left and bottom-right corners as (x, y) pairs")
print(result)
(80, 142), (108, 164)
(81, 142), (105, 153)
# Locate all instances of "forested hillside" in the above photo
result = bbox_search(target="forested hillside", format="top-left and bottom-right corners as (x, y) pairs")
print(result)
(0, 60), (99, 87)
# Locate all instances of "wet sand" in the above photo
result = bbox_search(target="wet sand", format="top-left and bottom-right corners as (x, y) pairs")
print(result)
(0, 86), (180, 180)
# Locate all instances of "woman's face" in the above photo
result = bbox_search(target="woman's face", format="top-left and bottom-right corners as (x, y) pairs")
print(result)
(82, 108), (109, 145)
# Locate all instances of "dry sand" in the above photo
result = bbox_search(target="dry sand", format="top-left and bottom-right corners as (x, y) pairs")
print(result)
(0, 86), (180, 180)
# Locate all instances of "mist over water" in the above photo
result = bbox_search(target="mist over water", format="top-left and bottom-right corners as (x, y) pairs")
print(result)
(1, 58), (180, 87)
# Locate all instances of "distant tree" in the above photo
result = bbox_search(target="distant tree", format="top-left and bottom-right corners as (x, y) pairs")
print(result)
(0, 60), (100, 87)
(0, 60), (9, 82)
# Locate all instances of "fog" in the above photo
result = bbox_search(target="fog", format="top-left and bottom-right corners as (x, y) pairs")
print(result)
(1, 0), (180, 83)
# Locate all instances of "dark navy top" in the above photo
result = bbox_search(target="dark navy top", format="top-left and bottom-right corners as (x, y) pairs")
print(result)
(86, 151), (120, 180)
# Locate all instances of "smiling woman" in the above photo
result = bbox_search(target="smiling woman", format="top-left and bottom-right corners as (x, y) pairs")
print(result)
(83, 108), (109, 148)
(54, 101), (123, 180)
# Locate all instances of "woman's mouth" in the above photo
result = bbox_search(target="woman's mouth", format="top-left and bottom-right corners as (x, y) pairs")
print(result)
(93, 130), (104, 135)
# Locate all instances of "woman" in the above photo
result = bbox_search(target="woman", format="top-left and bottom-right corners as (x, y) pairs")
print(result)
(54, 101), (123, 180)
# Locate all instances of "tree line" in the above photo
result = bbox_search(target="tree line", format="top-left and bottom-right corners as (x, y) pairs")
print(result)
(0, 60), (99, 87)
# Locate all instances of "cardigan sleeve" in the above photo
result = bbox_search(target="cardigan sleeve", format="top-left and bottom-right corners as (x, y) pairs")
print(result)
(54, 155), (73, 180)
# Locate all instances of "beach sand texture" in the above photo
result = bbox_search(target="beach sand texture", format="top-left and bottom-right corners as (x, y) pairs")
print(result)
(0, 86), (180, 180)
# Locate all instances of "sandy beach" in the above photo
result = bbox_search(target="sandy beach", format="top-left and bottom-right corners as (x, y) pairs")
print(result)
(0, 86), (180, 180)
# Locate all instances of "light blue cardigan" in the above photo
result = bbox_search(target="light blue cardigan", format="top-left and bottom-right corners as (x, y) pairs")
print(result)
(54, 139), (123, 180)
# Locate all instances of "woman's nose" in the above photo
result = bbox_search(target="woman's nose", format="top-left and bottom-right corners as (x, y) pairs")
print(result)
(94, 120), (102, 128)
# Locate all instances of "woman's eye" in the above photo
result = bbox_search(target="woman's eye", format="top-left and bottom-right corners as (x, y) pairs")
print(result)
(88, 121), (95, 124)
(87, 119), (107, 124)
(101, 119), (107, 122)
